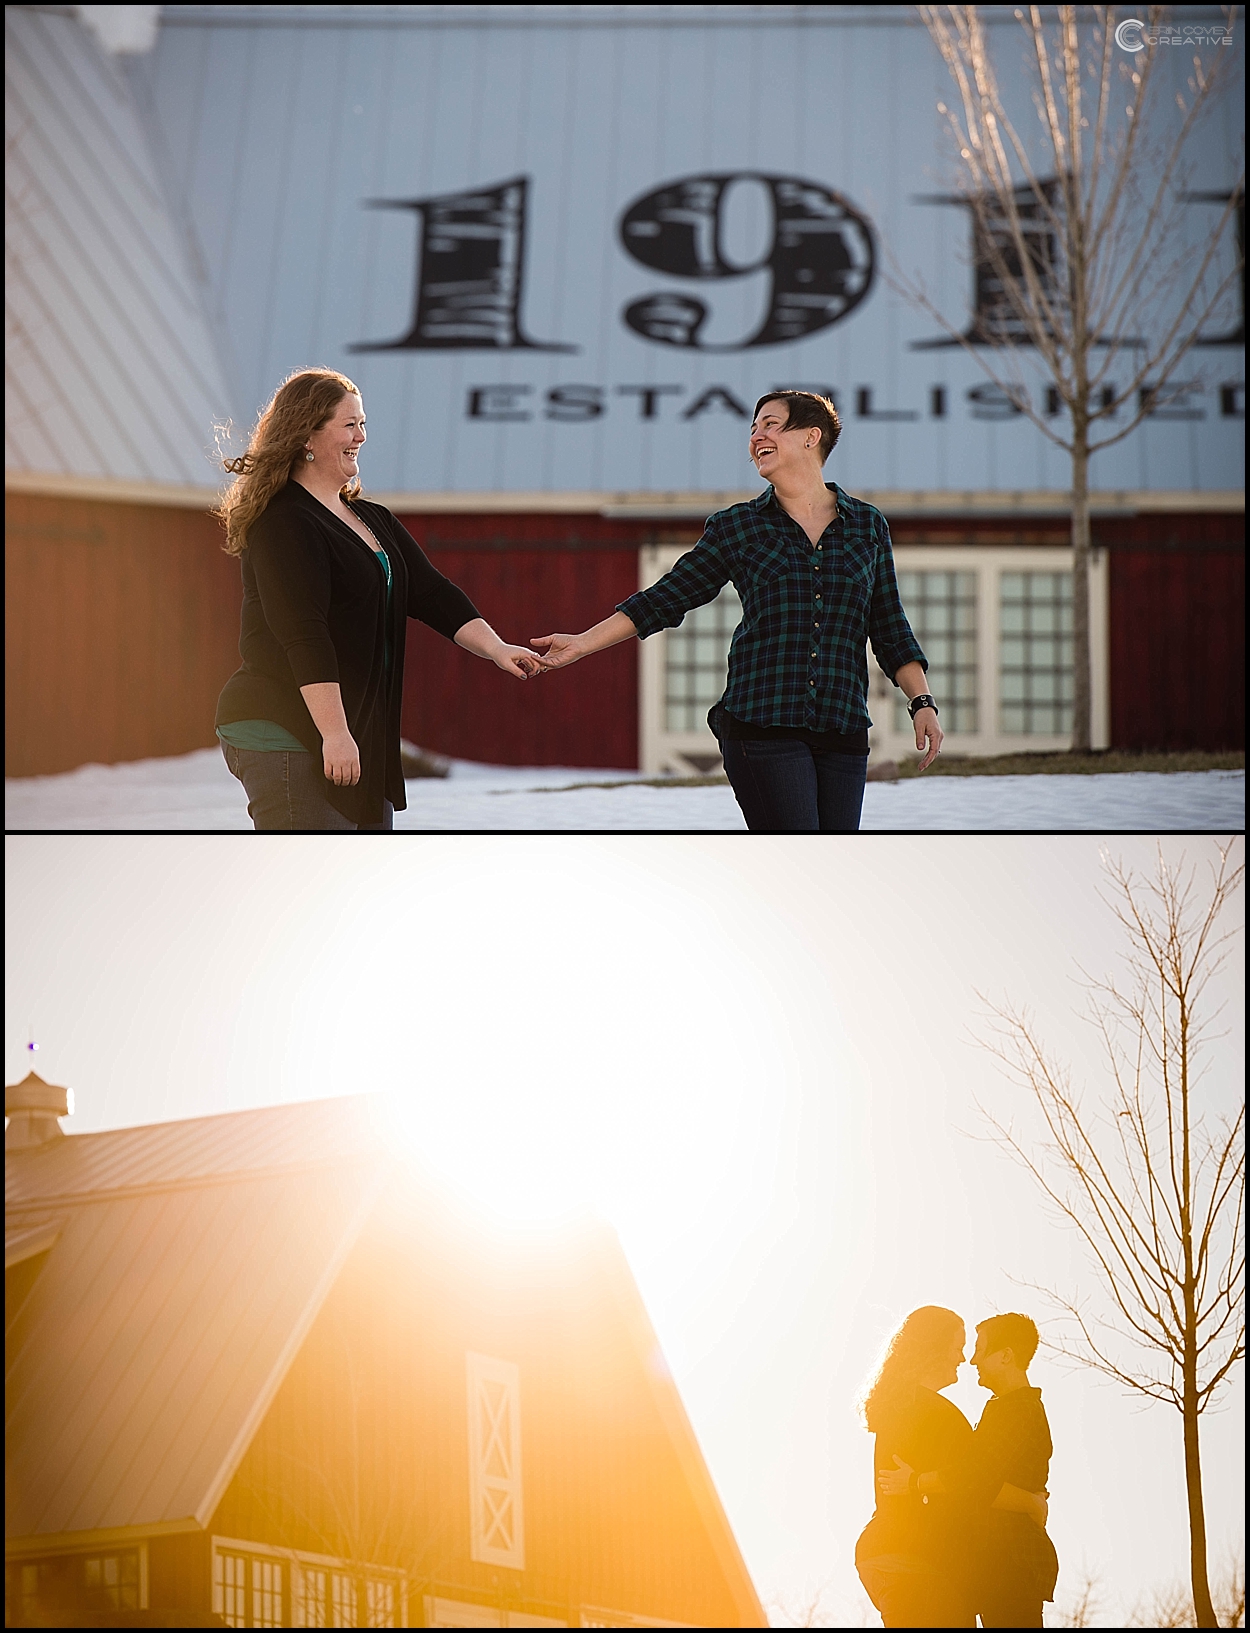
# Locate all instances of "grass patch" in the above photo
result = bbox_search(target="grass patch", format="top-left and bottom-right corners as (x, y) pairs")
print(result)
(487, 750), (1243, 795)
(894, 749), (1244, 778)
(491, 775), (729, 794)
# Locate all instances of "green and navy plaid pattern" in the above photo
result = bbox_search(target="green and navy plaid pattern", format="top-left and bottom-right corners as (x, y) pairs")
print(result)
(617, 483), (927, 732)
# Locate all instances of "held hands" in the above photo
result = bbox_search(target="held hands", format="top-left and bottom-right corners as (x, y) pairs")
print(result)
(493, 643), (544, 680)
(453, 618), (544, 678)
(322, 730), (362, 788)
(913, 707), (943, 772)
(877, 1456), (914, 1498)
(529, 633), (587, 671)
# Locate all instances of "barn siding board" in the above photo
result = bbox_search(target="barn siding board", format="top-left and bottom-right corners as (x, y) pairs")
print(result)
(4, 493), (242, 777)
(147, 1532), (211, 1619)
(397, 516), (641, 769)
(1100, 513), (1245, 751)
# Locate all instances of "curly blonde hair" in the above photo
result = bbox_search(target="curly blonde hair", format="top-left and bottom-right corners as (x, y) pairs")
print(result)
(215, 369), (361, 556)
(858, 1306), (964, 1433)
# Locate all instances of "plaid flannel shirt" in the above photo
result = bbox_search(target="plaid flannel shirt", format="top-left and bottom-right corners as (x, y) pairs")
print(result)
(617, 482), (926, 732)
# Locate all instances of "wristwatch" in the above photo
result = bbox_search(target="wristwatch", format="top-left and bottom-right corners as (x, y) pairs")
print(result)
(907, 693), (939, 719)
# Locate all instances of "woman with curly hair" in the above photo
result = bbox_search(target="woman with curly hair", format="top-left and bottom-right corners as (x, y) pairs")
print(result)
(855, 1306), (977, 1628)
(855, 1307), (1049, 1628)
(215, 369), (540, 830)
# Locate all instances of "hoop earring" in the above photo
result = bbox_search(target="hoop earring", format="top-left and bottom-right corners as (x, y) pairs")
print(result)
(305, 451), (315, 462)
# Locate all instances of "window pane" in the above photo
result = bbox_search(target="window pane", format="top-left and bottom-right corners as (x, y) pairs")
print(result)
(253, 1559), (283, 1629)
(303, 1567), (330, 1629)
(366, 1578), (398, 1628)
(998, 571), (1073, 735)
(214, 1552), (248, 1629)
(333, 1572), (357, 1629)
(83, 1554), (140, 1615)
(664, 584), (743, 733)
(893, 571), (978, 734)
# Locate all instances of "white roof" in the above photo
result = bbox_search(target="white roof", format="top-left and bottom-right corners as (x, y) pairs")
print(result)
(5, 1097), (388, 1542)
(4, 6), (235, 487)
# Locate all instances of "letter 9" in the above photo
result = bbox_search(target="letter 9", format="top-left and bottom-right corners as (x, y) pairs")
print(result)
(618, 171), (875, 349)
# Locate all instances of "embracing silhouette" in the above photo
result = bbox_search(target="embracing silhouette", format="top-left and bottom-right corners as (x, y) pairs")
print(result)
(855, 1308), (1058, 1629)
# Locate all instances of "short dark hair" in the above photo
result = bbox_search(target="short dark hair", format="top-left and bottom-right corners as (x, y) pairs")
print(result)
(977, 1312), (1040, 1369)
(752, 390), (842, 464)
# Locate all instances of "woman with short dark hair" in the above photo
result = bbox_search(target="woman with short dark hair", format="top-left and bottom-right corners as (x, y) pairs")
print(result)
(530, 390), (941, 832)
(854, 1306), (977, 1628)
(215, 369), (540, 830)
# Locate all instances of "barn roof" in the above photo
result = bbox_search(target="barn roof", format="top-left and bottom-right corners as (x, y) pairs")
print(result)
(4, 6), (235, 489)
(6, 1091), (765, 1625)
(5, 1097), (389, 1543)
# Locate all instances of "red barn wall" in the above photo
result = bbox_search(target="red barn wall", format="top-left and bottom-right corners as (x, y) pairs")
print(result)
(7, 495), (1241, 777)
(397, 513), (644, 769)
(1099, 512), (1245, 751)
(4, 492), (242, 777)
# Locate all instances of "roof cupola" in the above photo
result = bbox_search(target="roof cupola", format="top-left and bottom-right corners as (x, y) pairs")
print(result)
(5, 1072), (71, 1150)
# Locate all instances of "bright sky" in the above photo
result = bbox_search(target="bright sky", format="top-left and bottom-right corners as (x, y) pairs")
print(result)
(5, 834), (1244, 1627)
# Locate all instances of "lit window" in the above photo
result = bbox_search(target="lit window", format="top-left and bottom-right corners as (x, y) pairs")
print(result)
(214, 1551), (247, 1629)
(83, 1551), (140, 1613)
(895, 571), (978, 734)
(332, 1570), (357, 1628)
(466, 1352), (525, 1569)
(999, 571), (1073, 734)
(664, 585), (742, 731)
(4, 1562), (42, 1626)
(366, 1576), (399, 1627)
(212, 1549), (282, 1629)
(252, 1558), (283, 1629)
(302, 1566), (329, 1628)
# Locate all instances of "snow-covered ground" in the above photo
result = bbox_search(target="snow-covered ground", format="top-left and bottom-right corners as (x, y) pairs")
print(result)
(5, 748), (1243, 831)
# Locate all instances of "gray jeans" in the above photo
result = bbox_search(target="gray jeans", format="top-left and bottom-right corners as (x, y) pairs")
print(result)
(221, 743), (394, 831)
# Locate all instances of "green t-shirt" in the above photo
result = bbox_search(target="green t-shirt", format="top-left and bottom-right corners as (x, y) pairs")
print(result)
(217, 719), (309, 752)
(218, 545), (393, 753)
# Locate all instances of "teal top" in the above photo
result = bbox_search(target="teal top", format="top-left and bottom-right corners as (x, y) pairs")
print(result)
(218, 718), (309, 752)
(218, 539), (393, 754)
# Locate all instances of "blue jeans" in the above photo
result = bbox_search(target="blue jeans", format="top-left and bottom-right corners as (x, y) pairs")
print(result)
(221, 743), (394, 831)
(721, 737), (868, 832)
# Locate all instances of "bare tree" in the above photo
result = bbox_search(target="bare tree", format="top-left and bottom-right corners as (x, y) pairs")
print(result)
(766, 1579), (877, 1629)
(975, 841), (1244, 1628)
(902, 6), (1244, 751)
(1052, 1566), (1103, 1627)
(1128, 1552), (1245, 1627)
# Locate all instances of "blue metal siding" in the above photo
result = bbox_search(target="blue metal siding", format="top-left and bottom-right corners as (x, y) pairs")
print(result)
(120, 8), (1243, 497)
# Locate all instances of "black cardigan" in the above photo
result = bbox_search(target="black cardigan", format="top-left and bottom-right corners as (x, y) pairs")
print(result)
(216, 481), (479, 825)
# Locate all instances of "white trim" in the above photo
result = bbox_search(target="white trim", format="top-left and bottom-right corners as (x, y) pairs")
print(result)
(193, 1162), (389, 1530)
(5, 1519), (200, 1559)
(5, 1221), (62, 1267)
(424, 1595), (502, 1628)
(4, 470), (223, 510)
(869, 546), (1110, 761)
(6, 469), (1241, 516)
(639, 544), (717, 776)
(466, 1352), (525, 1571)
(579, 1608), (695, 1628)
(638, 542), (1112, 772)
(209, 1534), (405, 1629)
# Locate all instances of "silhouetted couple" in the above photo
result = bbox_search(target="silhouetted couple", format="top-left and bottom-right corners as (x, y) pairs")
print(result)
(856, 1308), (1059, 1628)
